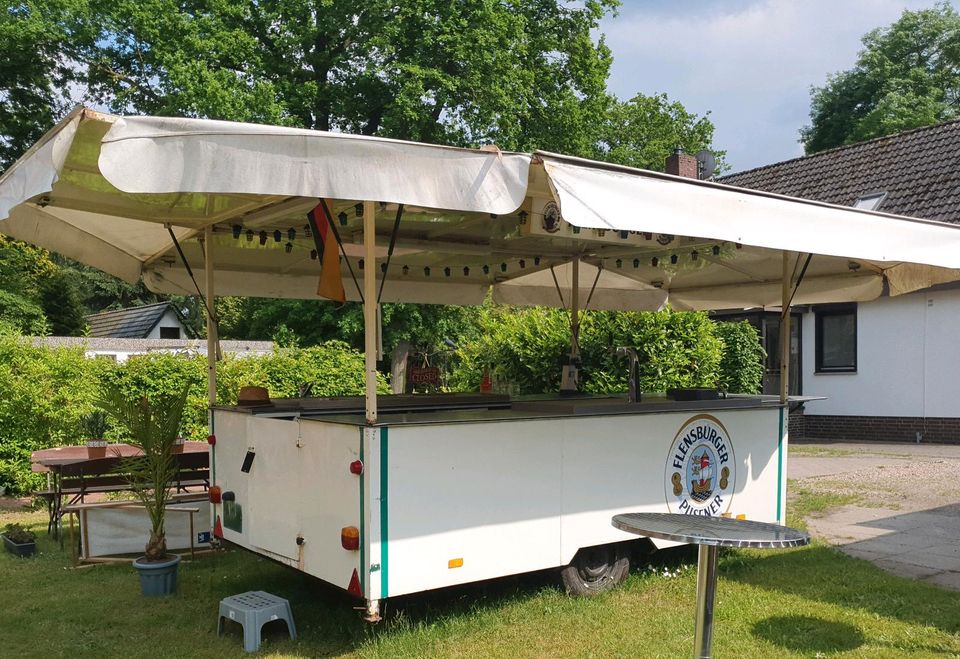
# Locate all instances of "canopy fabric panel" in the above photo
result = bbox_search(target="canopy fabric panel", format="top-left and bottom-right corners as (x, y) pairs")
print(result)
(100, 115), (532, 215)
(3, 108), (960, 312)
(540, 154), (960, 269)
(493, 262), (669, 311)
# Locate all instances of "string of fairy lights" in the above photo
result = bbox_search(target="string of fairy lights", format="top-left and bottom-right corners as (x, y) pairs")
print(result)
(221, 214), (741, 278)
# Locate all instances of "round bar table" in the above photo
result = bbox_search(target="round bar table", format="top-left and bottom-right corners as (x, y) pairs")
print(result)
(612, 512), (809, 659)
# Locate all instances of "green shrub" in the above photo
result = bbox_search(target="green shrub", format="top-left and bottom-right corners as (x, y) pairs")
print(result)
(101, 351), (209, 440)
(450, 306), (725, 395)
(0, 330), (106, 494)
(715, 320), (766, 394)
(0, 338), (377, 494)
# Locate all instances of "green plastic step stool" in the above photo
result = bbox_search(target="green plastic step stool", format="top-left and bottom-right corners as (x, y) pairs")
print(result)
(218, 591), (297, 652)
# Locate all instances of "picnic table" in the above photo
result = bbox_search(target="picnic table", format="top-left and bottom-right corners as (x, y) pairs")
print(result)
(31, 442), (210, 538)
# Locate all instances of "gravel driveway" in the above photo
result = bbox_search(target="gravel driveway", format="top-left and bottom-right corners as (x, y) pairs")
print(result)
(789, 441), (960, 591)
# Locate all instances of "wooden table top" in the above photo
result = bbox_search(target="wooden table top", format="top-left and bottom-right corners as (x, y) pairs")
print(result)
(31, 442), (209, 472)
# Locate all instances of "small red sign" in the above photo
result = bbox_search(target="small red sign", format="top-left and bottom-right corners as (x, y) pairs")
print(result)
(408, 366), (441, 386)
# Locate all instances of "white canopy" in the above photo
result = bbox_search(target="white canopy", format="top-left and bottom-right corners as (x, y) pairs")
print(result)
(3, 107), (960, 311)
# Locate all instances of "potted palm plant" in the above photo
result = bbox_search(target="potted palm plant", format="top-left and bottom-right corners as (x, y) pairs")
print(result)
(101, 383), (191, 596)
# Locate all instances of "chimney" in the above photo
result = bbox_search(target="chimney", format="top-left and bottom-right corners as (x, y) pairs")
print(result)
(665, 148), (698, 178)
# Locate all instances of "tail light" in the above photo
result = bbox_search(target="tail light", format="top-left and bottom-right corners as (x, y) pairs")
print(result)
(349, 460), (363, 475)
(341, 526), (360, 551)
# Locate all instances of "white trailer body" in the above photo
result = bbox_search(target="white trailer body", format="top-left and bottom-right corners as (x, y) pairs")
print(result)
(211, 397), (787, 604)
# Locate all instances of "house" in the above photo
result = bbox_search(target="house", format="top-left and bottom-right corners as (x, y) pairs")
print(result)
(86, 301), (191, 340)
(718, 121), (960, 443)
(32, 336), (274, 363)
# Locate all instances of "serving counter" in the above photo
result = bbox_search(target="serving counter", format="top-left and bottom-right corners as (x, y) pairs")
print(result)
(210, 392), (791, 607)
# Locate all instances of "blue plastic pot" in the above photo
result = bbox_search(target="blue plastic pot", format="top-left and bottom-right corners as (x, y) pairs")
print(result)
(133, 554), (181, 597)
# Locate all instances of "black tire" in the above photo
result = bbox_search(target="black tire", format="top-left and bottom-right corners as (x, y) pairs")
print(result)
(560, 543), (630, 596)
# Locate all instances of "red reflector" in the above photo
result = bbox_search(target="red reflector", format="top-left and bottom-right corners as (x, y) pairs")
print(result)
(207, 434), (217, 445)
(209, 486), (222, 503)
(347, 569), (362, 597)
(341, 526), (360, 551)
(213, 515), (223, 538)
(349, 460), (363, 475)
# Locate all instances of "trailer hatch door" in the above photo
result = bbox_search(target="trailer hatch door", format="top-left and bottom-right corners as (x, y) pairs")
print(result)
(246, 416), (302, 561)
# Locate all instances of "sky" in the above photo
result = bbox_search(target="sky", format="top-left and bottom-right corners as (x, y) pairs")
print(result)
(601, 0), (957, 174)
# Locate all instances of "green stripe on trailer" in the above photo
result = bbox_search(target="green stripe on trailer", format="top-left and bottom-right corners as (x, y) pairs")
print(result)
(380, 426), (389, 598)
(776, 407), (784, 523)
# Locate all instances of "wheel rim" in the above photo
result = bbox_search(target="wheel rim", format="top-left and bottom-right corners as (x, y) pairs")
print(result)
(577, 546), (613, 582)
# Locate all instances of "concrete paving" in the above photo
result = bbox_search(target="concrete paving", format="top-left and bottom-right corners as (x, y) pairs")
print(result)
(789, 442), (960, 591)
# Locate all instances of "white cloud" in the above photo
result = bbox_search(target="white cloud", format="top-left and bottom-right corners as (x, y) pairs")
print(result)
(602, 0), (950, 171)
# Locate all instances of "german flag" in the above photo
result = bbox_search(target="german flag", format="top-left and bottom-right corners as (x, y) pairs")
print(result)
(306, 201), (346, 302)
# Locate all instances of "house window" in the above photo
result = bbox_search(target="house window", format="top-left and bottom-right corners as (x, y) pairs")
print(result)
(159, 326), (181, 339)
(853, 192), (886, 211)
(815, 305), (856, 373)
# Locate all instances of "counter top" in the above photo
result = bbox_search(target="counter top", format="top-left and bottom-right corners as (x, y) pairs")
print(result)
(214, 393), (815, 428)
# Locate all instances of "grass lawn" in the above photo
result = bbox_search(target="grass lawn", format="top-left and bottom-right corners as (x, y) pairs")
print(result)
(2, 502), (959, 658)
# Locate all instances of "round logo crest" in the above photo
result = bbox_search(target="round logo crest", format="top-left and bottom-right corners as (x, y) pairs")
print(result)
(665, 415), (735, 516)
(541, 201), (562, 233)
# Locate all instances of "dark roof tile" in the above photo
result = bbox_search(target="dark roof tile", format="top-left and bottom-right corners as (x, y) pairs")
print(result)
(86, 302), (178, 338)
(719, 120), (960, 223)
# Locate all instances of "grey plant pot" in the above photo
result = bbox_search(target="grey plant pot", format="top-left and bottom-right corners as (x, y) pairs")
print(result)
(133, 553), (181, 597)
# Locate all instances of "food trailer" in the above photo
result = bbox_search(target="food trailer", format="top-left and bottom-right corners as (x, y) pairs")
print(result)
(4, 108), (960, 619)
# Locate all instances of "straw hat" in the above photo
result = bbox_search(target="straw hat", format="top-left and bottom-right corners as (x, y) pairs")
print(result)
(237, 385), (271, 406)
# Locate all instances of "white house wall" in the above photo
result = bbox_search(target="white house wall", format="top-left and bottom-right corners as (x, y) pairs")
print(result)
(145, 308), (185, 339)
(802, 288), (960, 418)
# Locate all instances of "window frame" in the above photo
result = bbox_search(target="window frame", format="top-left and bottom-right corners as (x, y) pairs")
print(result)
(814, 304), (857, 374)
(159, 326), (181, 339)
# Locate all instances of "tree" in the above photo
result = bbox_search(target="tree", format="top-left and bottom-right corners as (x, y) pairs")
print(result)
(66, 0), (620, 153)
(599, 93), (725, 171)
(802, 2), (960, 154)
(0, 1), (725, 347)
(217, 297), (479, 354)
(39, 271), (87, 335)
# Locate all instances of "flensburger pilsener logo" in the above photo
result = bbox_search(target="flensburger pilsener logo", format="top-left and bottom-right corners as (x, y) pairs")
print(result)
(665, 415), (735, 516)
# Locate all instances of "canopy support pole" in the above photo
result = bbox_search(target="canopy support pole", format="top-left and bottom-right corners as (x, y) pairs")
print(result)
(204, 225), (217, 409)
(571, 257), (580, 357)
(779, 251), (790, 405)
(203, 225), (218, 534)
(363, 201), (378, 424)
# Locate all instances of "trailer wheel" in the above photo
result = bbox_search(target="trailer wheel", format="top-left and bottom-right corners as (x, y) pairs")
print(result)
(560, 543), (630, 596)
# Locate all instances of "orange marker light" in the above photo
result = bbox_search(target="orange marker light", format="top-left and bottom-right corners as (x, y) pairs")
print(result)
(448, 558), (463, 569)
(341, 526), (360, 551)
(208, 486), (222, 504)
(736, 514), (746, 520)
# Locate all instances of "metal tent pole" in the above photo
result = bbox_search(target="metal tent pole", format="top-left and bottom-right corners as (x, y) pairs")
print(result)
(204, 225), (218, 409)
(780, 252), (790, 405)
(363, 201), (378, 424)
(779, 250), (791, 523)
(571, 256), (580, 357)
(203, 225), (218, 533)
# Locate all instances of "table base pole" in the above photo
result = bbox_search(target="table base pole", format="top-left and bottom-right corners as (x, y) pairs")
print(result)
(693, 544), (718, 659)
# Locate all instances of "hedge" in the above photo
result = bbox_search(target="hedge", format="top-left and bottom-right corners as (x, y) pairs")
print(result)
(449, 307), (763, 397)
(0, 332), (384, 495)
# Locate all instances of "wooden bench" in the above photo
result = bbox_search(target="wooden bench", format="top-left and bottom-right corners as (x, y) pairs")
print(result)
(37, 452), (209, 540)
(62, 494), (207, 565)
